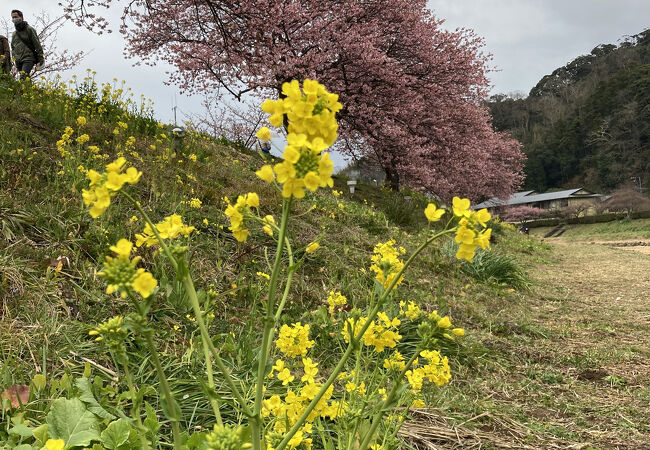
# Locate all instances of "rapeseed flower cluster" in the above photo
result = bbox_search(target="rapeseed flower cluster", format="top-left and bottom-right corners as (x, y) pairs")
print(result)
(263, 357), (345, 449)
(275, 322), (315, 358)
(327, 291), (347, 315)
(369, 240), (405, 289)
(255, 79), (341, 198)
(342, 313), (402, 352)
(400, 301), (422, 320)
(88, 316), (126, 343)
(98, 238), (158, 299)
(383, 350), (406, 371)
(405, 350), (451, 393)
(205, 425), (251, 450)
(82, 157), (142, 218)
(56, 126), (74, 157)
(263, 386), (337, 442)
(449, 197), (492, 262)
(135, 214), (195, 247)
(224, 193), (260, 242)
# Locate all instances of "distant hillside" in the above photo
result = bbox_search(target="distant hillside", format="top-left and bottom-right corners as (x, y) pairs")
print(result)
(488, 29), (650, 193)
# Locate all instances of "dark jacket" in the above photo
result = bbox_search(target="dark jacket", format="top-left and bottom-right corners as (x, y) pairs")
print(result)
(11, 22), (43, 64)
(0, 35), (10, 74)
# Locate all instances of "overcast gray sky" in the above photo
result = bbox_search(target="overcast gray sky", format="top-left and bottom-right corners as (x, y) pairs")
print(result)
(429, 0), (650, 95)
(10, 1), (650, 167)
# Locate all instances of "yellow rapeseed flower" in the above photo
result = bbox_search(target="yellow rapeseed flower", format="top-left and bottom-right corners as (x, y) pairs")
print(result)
(424, 203), (445, 222)
(369, 240), (404, 289)
(132, 270), (158, 298)
(258, 79), (339, 199)
(327, 291), (347, 315)
(452, 197), (471, 217)
(305, 242), (319, 253)
(109, 238), (133, 258)
(256, 126), (271, 141)
(275, 322), (315, 358)
(256, 165), (275, 183)
(44, 439), (65, 450)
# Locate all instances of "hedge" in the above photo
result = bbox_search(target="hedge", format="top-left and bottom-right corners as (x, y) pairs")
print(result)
(510, 210), (650, 228)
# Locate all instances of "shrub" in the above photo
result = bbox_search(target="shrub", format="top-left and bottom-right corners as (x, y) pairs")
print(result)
(442, 241), (529, 289)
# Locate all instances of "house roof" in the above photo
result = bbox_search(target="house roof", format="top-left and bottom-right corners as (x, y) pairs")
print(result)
(474, 188), (601, 209)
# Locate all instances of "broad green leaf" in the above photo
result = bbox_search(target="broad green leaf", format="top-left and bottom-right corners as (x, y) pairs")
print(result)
(186, 431), (208, 450)
(75, 377), (116, 420)
(32, 374), (47, 392)
(59, 373), (72, 392)
(46, 398), (101, 447)
(8, 423), (33, 438)
(100, 419), (131, 449)
(143, 402), (159, 434)
(143, 402), (160, 446)
(13, 445), (34, 450)
(33, 423), (49, 445)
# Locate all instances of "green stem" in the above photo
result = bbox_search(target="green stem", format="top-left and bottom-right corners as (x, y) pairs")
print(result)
(274, 228), (456, 450)
(142, 330), (182, 448)
(358, 351), (420, 449)
(180, 274), (223, 426)
(122, 361), (150, 450)
(273, 235), (295, 323)
(128, 290), (182, 448)
(252, 198), (292, 450)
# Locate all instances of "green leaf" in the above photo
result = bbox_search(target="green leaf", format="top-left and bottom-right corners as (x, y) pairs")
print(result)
(143, 402), (160, 435)
(33, 424), (49, 445)
(46, 398), (101, 447)
(31, 374), (47, 392)
(186, 431), (208, 450)
(13, 445), (34, 450)
(100, 419), (132, 449)
(75, 377), (116, 420)
(8, 423), (33, 438)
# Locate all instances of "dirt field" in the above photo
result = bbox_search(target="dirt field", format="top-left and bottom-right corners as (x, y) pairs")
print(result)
(405, 238), (650, 449)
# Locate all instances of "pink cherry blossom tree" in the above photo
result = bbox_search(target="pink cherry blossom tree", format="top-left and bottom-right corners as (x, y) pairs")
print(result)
(61, 0), (524, 201)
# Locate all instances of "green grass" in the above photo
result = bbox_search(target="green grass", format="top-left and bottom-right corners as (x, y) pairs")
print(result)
(531, 217), (650, 240)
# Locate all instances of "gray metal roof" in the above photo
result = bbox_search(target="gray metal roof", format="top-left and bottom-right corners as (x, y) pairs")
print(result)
(474, 188), (600, 209)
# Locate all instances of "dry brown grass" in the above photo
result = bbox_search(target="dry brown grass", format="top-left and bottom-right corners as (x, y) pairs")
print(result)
(406, 239), (650, 449)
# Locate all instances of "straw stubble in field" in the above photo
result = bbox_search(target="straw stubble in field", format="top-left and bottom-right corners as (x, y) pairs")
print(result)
(405, 239), (650, 449)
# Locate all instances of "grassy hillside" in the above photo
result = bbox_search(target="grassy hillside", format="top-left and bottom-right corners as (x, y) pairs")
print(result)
(8, 74), (635, 449)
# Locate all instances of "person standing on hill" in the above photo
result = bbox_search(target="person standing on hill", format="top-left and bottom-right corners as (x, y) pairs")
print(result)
(10, 9), (44, 80)
(0, 34), (10, 75)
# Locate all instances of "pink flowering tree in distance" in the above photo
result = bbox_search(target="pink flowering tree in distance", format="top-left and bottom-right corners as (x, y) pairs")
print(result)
(503, 206), (546, 222)
(61, 0), (524, 201)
